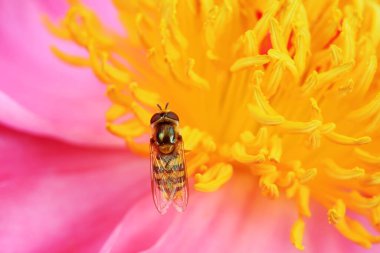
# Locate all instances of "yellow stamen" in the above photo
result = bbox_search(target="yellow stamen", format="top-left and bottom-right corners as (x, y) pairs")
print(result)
(297, 168), (317, 184)
(194, 163), (233, 192)
(251, 83), (281, 116)
(50, 46), (90, 67)
(268, 49), (299, 78)
(355, 55), (377, 97)
(330, 45), (343, 66)
(268, 135), (282, 162)
(317, 62), (355, 89)
(187, 153), (209, 176)
(349, 93), (380, 120)
(269, 18), (287, 53)
(323, 160), (365, 180)
(280, 120), (321, 133)
(231, 142), (265, 163)
(334, 216), (372, 248)
(328, 199), (346, 225)
(324, 132), (371, 145)
(349, 191), (380, 209)
(240, 130), (255, 144)
(107, 120), (146, 139)
(290, 217), (305, 251)
(297, 185), (311, 217)
(106, 104), (127, 122)
(372, 205), (380, 226)
(130, 102), (151, 127)
(247, 104), (285, 125)
(129, 82), (161, 107)
(259, 171), (280, 199)
(364, 172), (380, 186)
(230, 55), (270, 72)
(99, 55), (132, 85)
(346, 218), (380, 243)
(181, 126), (210, 151)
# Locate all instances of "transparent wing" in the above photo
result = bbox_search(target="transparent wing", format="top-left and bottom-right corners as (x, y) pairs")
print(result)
(150, 142), (175, 214)
(172, 138), (189, 212)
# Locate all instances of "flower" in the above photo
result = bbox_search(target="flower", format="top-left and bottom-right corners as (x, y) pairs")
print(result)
(1, 0), (380, 252)
(47, 0), (380, 250)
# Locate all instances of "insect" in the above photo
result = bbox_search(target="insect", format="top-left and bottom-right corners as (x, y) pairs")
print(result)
(150, 103), (189, 214)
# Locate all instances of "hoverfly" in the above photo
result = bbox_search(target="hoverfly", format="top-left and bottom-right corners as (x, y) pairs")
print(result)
(150, 103), (188, 214)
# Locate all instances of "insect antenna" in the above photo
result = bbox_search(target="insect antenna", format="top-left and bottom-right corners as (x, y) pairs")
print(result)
(157, 104), (163, 111)
(165, 102), (169, 110)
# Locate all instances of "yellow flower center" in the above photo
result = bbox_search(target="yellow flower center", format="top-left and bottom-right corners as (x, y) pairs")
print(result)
(46, 0), (380, 250)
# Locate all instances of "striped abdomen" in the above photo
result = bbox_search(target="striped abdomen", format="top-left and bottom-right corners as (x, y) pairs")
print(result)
(153, 153), (186, 195)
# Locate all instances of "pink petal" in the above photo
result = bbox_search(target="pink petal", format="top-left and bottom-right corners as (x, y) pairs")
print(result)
(0, 0), (120, 146)
(0, 90), (122, 147)
(99, 178), (297, 253)
(305, 203), (380, 253)
(100, 175), (380, 253)
(0, 125), (149, 252)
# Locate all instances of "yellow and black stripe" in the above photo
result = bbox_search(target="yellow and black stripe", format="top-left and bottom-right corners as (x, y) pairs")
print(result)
(153, 154), (186, 194)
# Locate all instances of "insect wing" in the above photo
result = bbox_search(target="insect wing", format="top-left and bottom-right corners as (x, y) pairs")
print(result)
(150, 143), (173, 214)
(150, 140), (189, 214)
(172, 139), (189, 212)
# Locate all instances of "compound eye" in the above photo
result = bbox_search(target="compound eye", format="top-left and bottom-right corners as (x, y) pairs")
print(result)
(150, 113), (161, 124)
(166, 111), (179, 121)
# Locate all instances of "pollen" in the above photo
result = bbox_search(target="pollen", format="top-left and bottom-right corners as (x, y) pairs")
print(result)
(48, 0), (380, 250)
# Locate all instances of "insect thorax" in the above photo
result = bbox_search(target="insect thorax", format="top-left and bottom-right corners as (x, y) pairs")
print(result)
(153, 121), (179, 154)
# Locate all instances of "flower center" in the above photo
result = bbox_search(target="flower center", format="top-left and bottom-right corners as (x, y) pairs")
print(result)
(46, 0), (380, 250)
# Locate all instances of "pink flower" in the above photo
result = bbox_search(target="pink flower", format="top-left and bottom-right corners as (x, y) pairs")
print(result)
(0, 0), (380, 252)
